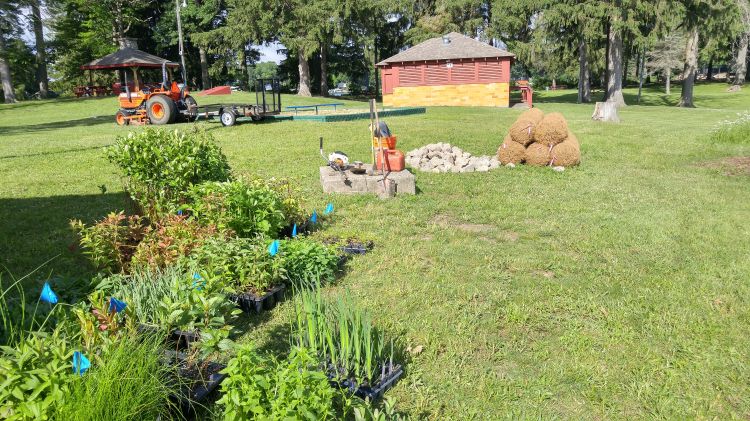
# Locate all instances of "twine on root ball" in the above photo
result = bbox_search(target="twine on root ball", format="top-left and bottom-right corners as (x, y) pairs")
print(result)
(550, 131), (581, 167)
(534, 112), (569, 147)
(525, 142), (552, 166)
(497, 135), (526, 165)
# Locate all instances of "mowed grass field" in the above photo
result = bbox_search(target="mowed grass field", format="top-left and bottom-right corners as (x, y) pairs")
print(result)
(1, 84), (749, 419)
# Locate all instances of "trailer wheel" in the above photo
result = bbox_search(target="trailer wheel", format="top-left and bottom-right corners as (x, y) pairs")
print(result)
(115, 110), (129, 126)
(184, 95), (198, 121)
(146, 95), (176, 125)
(220, 110), (236, 126)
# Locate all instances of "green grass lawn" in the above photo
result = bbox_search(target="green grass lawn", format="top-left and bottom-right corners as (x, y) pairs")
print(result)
(2, 83), (750, 419)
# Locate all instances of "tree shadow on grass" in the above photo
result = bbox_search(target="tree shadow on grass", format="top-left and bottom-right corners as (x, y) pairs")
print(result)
(0, 95), (111, 111)
(0, 192), (136, 283)
(0, 115), (114, 136)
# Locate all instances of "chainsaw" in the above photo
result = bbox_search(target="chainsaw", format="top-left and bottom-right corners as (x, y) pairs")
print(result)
(320, 137), (349, 178)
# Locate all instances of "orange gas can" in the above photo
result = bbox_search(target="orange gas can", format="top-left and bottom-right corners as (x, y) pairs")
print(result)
(375, 149), (405, 172)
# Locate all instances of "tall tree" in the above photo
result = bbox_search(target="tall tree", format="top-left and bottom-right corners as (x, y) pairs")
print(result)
(732, 0), (749, 86)
(29, 0), (48, 98)
(0, 0), (21, 103)
(646, 32), (685, 94)
(605, 2), (627, 106)
(674, 0), (735, 107)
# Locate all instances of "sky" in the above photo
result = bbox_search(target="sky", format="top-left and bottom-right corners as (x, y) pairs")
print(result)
(256, 42), (286, 64)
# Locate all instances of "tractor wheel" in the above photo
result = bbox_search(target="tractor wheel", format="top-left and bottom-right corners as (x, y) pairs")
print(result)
(115, 110), (129, 126)
(146, 95), (176, 125)
(220, 109), (236, 127)
(184, 95), (198, 121)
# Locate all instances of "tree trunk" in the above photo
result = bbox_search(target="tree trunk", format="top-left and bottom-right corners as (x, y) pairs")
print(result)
(0, 37), (16, 103)
(606, 14), (626, 107)
(30, 0), (48, 99)
(679, 26), (699, 107)
(199, 47), (210, 90)
(320, 43), (328, 97)
(578, 38), (591, 103)
(604, 20), (610, 92)
(706, 56), (714, 81)
(297, 50), (312, 97)
(665, 67), (671, 95)
(637, 49), (645, 103)
(732, 33), (748, 86)
(592, 101), (620, 122)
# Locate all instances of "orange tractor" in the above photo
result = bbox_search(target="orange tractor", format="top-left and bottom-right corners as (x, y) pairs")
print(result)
(81, 47), (198, 125)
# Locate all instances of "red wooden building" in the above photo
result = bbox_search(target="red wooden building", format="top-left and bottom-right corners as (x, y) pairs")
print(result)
(376, 32), (515, 107)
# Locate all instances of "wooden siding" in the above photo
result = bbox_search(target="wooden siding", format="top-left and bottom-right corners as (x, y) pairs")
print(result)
(379, 57), (511, 91)
(382, 82), (510, 108)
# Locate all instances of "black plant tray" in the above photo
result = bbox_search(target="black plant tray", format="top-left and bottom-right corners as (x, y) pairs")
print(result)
(330, 364), (403, 401)
(165, 351), (226, 413)
(230, 284), (286, 314)
(137, 324), (200, 350)
(280, 221), (312, 238)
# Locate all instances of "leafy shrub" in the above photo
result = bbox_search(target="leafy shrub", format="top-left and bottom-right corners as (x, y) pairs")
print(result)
(106, 128), (232, 218)
(0, 330), (74, 420)
(157, 272), (240, 333)
(56, 333), (178, 420)
(188, 237), (285, 293)
(187, 177), (303, 238)
(70, 212), (147, 274)
(130, 214), (220, 271)
(218, 344), (336, 420)
(294, 288), (394, 386)
(70, 290), (133, 354)
(281, 238), (340, 287)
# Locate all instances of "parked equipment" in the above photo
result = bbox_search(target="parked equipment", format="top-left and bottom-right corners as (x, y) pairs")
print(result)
(194, 79), (282, 127)
(81, 47), (198, 126)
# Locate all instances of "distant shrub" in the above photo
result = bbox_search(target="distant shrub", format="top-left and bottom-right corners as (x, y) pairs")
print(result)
(70, 212), (147, 274)
(106, 128), (231, 218)
(188, 177), (304, 238)
(710, 112), (750, 144)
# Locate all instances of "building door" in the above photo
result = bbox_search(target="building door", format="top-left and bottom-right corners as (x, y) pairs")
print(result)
(382, 69), (394, 95)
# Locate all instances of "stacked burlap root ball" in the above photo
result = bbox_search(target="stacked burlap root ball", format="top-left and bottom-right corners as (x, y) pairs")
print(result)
(497, 109), (581, 168)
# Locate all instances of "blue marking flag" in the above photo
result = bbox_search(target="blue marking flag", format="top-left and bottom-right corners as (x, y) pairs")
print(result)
(39, 282), (58, 304)
(72, 351), (91, 376)
(108, 297), (127, 313)
(310, 211), (318, 224)
(192, 273), (206, 291)
(291, 223), (298, 238)
(177, 209), (183, 216)
(325, 203), (334, 215)
(268, 240), (280, 256)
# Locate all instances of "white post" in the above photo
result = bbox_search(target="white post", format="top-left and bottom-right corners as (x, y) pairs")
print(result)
(175, 0), (187, 83)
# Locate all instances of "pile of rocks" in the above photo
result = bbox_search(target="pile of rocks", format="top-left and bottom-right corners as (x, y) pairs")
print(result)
(405, 143), (500, 173)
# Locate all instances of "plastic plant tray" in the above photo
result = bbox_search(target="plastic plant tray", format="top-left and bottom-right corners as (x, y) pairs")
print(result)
(230, 284), (286, 314)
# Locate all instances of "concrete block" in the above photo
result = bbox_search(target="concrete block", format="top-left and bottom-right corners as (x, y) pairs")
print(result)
(320, 165), (416, 196)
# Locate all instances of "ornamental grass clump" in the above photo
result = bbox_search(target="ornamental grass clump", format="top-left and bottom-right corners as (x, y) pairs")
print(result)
(56, 333), (179, 420)
(293, 287), (394, 387)
(106, 127), (231, 219)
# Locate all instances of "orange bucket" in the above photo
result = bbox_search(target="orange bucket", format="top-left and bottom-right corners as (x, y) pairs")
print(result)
(375, 149), (405, 172)
(372, 136), (397, 149)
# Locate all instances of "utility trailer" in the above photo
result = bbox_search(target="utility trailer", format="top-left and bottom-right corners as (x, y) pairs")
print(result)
(195, 78), (282, 126)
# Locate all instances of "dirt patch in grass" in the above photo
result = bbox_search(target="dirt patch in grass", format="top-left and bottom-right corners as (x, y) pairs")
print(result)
(700, 156), (750, 176)
(429, 214), (520, 242)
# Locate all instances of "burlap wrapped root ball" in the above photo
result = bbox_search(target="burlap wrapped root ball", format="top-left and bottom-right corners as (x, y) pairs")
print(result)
(497, 135), (525, 165)
(534, 112), (568, 147)
(525, 142), (552, 166)
(509, 108), (544, 146)
(550, 131), (581, 167)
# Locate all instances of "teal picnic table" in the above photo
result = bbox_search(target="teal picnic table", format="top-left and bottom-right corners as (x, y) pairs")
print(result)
(286, 103), (345, 115)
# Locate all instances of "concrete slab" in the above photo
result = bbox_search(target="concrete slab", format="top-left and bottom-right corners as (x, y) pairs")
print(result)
(320, 165), (416, 195)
